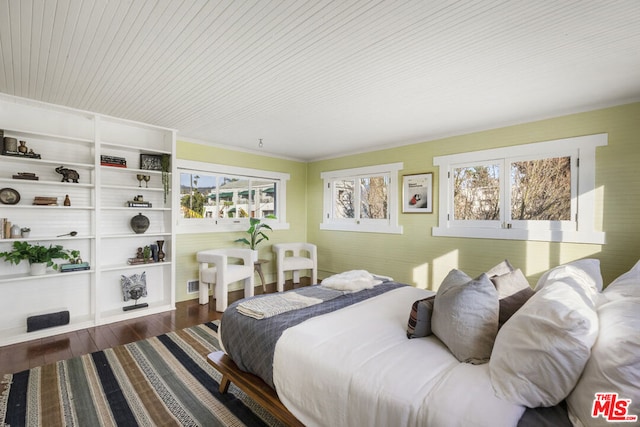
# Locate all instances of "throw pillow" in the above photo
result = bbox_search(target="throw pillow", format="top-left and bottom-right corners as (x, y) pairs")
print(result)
(534, 258), (603, 293)
(489, 277), (599, 407)
(566, 297), (640, 426)
(432, 270), (499, 364)
(486, 259), (515, 278)
(490, 268), (534, 327)
(601, 259), (640, 301)
(407, 295), (436, 338)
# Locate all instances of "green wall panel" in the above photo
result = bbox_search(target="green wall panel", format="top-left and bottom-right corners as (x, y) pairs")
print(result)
(307, 102), (640, 289)
(174, 141), (308, 302)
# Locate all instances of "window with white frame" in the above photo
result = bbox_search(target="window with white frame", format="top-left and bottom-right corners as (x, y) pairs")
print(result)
(433, 134), (607, 244)
(320, 162), (403, 234)
(176, 159), (289, 234)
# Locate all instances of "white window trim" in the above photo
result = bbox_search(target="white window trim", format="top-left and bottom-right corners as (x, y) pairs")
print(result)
(320, 162), (404, 234)
(175, 159), (290, 234)
(433, 134), (607, 244)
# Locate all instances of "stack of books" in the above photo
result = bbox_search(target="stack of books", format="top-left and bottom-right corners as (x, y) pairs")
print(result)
(33, 196), (58, 206)
(61, 262), (90, 272)
(101, 155), (127, 168)
(127, 200), (152, 208)
(0, 218), (9, 239)
(127, 258), (155, 265)
(12, 172), (39, 180)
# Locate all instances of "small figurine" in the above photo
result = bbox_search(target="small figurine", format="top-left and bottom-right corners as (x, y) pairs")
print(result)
(55, 166), (80, 183)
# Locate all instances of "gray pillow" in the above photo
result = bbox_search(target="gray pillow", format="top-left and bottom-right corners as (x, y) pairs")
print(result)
(432, 270), (499, 364)
(407, 295), (435, 338)
(486, 259), (515, 277)
(490, 268), (534, 327)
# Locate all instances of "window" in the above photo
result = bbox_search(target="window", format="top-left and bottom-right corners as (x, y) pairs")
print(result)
(433, 134), (607, 243)
(176, 159), (289, 234)
(321, 162), (403, 234)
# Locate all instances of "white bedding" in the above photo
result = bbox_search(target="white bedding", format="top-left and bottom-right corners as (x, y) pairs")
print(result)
(272, 286), (525, 427)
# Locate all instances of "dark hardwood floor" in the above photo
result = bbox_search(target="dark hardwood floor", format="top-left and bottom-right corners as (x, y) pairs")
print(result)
(0, 280), (306, 376)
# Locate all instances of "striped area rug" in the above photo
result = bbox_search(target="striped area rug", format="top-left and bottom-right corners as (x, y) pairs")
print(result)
(1, 322), (282, 427)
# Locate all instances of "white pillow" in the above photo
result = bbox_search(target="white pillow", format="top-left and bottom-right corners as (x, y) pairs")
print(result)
(534, 258), (603, 293)
(432, 270), (499, 364)
(567, 298), (640, 426)
(489, 278), (599, 407)
(601, 259), (640, 302)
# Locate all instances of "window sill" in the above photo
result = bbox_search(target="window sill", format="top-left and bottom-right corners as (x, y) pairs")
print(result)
(432, 226), (605, 244)
(177, 221), (290, 235)
(320, 223), (403, 234)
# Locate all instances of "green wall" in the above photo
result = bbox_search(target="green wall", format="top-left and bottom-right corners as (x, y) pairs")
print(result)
(175, 102), (639, 301)
(307, 102), (640, 289)
(174, 141), (308, 302)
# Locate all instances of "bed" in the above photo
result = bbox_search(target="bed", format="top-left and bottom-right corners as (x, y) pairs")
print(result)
(213, 261), (640, 427)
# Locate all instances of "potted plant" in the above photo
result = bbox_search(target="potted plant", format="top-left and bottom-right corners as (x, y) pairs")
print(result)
(161, 154), (170, 204)
(234, 215), (276, 261)
(0, 241), (75, 275)
(20, 227), (31, 238)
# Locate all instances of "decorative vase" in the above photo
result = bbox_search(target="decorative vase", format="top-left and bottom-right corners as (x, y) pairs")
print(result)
(10, 224), (21, 238)
(156, 240), (165, 262)
(18, 140), (28, 154)
(3, 137), (17, 153)
(130, 213), (150, 234)
(30, 262), (47, 276)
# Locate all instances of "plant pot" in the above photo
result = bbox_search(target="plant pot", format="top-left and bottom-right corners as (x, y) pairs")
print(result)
(251, 250), (259, 263)
(30, 262), (47, 276)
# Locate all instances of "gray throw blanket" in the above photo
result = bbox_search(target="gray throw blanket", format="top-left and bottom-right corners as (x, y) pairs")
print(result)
(220, 282), (406, 388)
(236, 285), (343, 319)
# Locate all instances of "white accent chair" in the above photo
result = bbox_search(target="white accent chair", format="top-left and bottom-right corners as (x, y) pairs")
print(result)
(197, 248), (255, 312)
(273, 243), (318, 292)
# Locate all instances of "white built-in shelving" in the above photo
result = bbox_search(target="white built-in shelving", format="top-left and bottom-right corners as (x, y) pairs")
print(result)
(0, 94), (176, 345)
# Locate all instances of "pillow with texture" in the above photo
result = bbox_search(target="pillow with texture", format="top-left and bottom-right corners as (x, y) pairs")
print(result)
(407, 295), (436, 339)
(486, 259), (515, 278)
(567, 297), (640, 426)
(534, 258), (603, 293)
(432, 270), (499, 364)
(490, 268), (534, 327)
(601, 259), (640, 302)
(489, 277), (599, 407)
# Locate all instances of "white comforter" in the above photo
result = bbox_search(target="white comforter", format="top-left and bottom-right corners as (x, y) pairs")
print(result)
(273, 286), (525, 427)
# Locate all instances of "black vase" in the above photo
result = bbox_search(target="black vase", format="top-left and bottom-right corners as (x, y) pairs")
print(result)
(130, 212), (150, 234)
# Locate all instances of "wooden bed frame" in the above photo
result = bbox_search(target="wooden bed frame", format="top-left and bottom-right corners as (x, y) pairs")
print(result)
(207, 350), (304, 427)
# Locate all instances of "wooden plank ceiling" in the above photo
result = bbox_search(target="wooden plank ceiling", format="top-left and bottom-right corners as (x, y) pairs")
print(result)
(0, 0), (639, 160)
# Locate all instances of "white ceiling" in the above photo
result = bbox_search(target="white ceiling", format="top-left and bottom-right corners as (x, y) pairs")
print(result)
(1, 1), (639, 161)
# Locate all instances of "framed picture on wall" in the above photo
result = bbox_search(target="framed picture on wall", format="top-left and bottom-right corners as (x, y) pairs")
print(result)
(140, 154), (163, 171)
(402, 173), (433, 213)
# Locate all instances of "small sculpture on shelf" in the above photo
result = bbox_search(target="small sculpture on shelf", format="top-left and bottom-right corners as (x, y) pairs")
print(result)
(128, 245), (154, 265)
(55, 166), (80, 183)
(121, 272), (149, 311)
